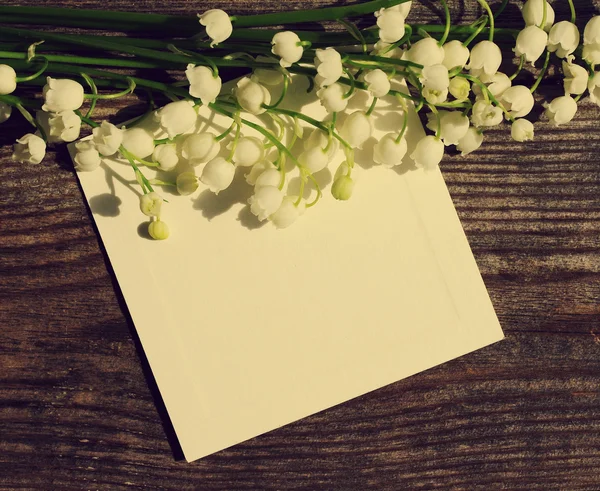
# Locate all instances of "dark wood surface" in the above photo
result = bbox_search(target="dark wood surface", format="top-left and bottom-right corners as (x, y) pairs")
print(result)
(2, 1), (600, 489)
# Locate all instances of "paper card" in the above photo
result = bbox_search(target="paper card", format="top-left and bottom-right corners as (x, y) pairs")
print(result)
(73, 77), (503, 462)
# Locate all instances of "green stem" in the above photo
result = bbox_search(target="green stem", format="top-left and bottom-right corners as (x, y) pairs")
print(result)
(494, 0), (509, 19)
(540, 0), (547, 30)
(530, 51), (550, 93)
(462, 16), (488, 47)
(475, 0), (495, 41)
(14, 56), (48, 82)
(510, 55), (525, 81)
(439, 0), (451, 46)
(366, 97), (378, 116)
(262, 72), (289, 109)
(342, 68), (356, 99)
(567, 0), (576, 24)
(79, 73), (98, 118)
(428, 104), (441, 139)
(227, 122), (242, 162)
(83, 77), (135, 100)
(395, 109), (408, 144)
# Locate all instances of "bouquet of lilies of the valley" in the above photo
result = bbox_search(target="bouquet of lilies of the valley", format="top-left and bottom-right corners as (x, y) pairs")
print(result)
(1, 0), (599, 238)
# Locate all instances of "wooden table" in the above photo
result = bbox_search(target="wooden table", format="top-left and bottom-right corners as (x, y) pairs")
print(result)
(1, 1), (600, 489)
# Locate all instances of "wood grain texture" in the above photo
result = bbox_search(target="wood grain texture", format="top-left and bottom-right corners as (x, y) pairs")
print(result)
(1, 1), (600, 489)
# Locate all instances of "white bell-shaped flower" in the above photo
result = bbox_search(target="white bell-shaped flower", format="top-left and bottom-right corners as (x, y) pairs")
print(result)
(182, 132), (220, 166)
(373, 133), (407, 167)
(583, 16), (600, 45)
(314, 48), (343, 87)
(73, 141), (101, 172)
(423, 87), (448, 105)
(364, 69), (390, 97)
(148, 220), (169, 240)
(154, 100), (197, 139)
(426, 110), (469, 146)
(121, 127), (155, 159)
(186, 64), (222, 104)
(470, 100), (503, 127)
(456, 126), (483, 156)
(522, 0), (555, 31)
(514, 25), (548, 65)
(200, 156), (235, 194)
(176, 171), (199, 196)
(270, 196), (301, 229)
(249, 185), (284, 221)
(375, 8), (405, 44)
(152, 144), (179, 171)
(500, 85), (535, 118)
(233, 136), (265, 167)
(304, 128), (338, 163)
(563, 61), (588, 95)
(317, 83), (348, 113)
(271, 31), (303, 67)
(245, 160), (275, 186)
(404, 37), (445, 66)
(588, 72), (600, 106)
(511, 119), (534, 142)
(442, 40), (470, 70)
(198, 9), (232, 47)
(388, 1), (412, 17)
(410, 135), (444, 171)
(372, 40), (404, 59)
(235, 77), (271, 115)
(582, 43), (600, 65)
(139, 192), (163, 217)
(47, 110), (81, 142)
(547, 21), (580, 59)
(254, 168), (281, 188)
(92, 121), (123, 156)
(42, 77), (85, 112)
(467, 41), (502, 82)
(473, 72), (512, 100)
(298, 147), (329, 174)
(12, 133), (46, 165)
(544, 95), (578, 126)
(253, 56), (284, 86)
(420, 64), (450, 92)
(0, 101), (11, 123)
(448, 77), (471, 101)
(340, 111), (372, 149)
(0, 64), (17, 95)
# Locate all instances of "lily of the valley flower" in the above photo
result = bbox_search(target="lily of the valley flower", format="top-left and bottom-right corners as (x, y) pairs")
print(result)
(544, 95), (578, 125)
(470, 100), (503, 127)
(404, 37), (445, 66)
(148, 220), (170, 240)
(0, 101), (11, 123)
(155, 100), (197, 139)
(547, 21), (580, 59)
(442, 40), (470, 70)
(42, 77), (84, 113)
(270, 196), (302, 229)
(511, 119), (534, 142)
(12, 133), (46, 165)
(448, 77), (471, 101)
(233, 136), (265, 167)
(152, 144), (179, 171)
(501, 85), (535, 118)
(423, 87), (448, 105)
(0, 64), (17, 95)
(373, 133), (407, 167)
(182, 132), (220, 166)
(271, 31), (303, 67)
(375, 8), (405, 44)
(47, 110), (81, 142)
(420, 64), (450, 92)
(563, 61), (589, 95)
(514, 25), (548, 65)
(176, 171), (199, 195)
(304, 128), (339, 163)
(317, 83), (348, 113)
(121, 127), (155, 159)
(139, 192), (163, 217)
(254, 168), (281, 188)
(73, 140), (101, 171)
(472, 72), (512, 102)
(340, 111), (372, 149)
(411, 135), (444, 171)
(582, 16), (600, 65)
(198, 9), (233, 47)
(314, 48), (343, 87)
(522, 0), (555, 31)
(186, 64), (222, 104)
(388, 1), (412, 17)
(364, 69), (391, 98)
(200, 156), (235, 193)
(331, 174), (355, 200)
(298, 147), (329, 174)
(426, 110), (469, 146)
(456, 127), (483, 156)
(92, 121), (123, 156)
(467, 41), (502, 82)
(249, 185), (284, 221)
(588, 72), (600, 106)
(235, 76), (271, 115)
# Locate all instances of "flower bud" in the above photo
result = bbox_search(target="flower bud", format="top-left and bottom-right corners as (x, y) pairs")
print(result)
(420, 64), (450, 92)
(511, 119), (534, 142)
(235, 77), (271, 115)
(139, 192), (163, 217)
(583, 16), (600, 45)
(270, 196), (301, 229)
(331, 174), (355, 200)
(12, 133), (46, 165)
(232, 136), (265, 167)
(470, 100), (503, 127)
(340, 111), (372, 149)
(426, 110), (469, 146)
(364, 69), (390, 98)
(200, 156), (235, 194)
(92, 121), (123, 156)
(316, 83), (348, 113)
(448, 77), (471, 101)
(186, 64), (222, 104)
(0, 101), (11, 123)
(42, 77), (85, 112)
(249, 185), (284, 221)
(121, 127), (155, 159)
(176, 171), (199, 196)
(514, 26), (548, 65)
(182, 132), (220, 166)
(544, 95), (578, 126)
(0, 64), (17, 95)
(73, 140), (101, 172)
(563, 61), (588, 95)
(47, 110), (81, 142)
(456, 126), (483, 156)
(155, 100), (197, 139)
(148, 220), (169, 240)
(198, 9), (232, 47)
(314, 48), (343, 87)
(404, 37), (445, 67)
(547, 21), (580, 59)
(442, 40), (470, 70)
(373, 133), (407, 167)
(522, 0), (555, 31)
(500, 85), (534, 118)
(271, 31), (303, 67)
(588, 72), (600, 106)
(410, 135), (444, 171)
(467, 41), (502, 82)
(152, 144), (179, 171)
(375, 8), (405, 44)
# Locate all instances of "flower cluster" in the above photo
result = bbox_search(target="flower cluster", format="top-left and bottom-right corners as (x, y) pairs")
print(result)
(1, 0), (599, 239)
